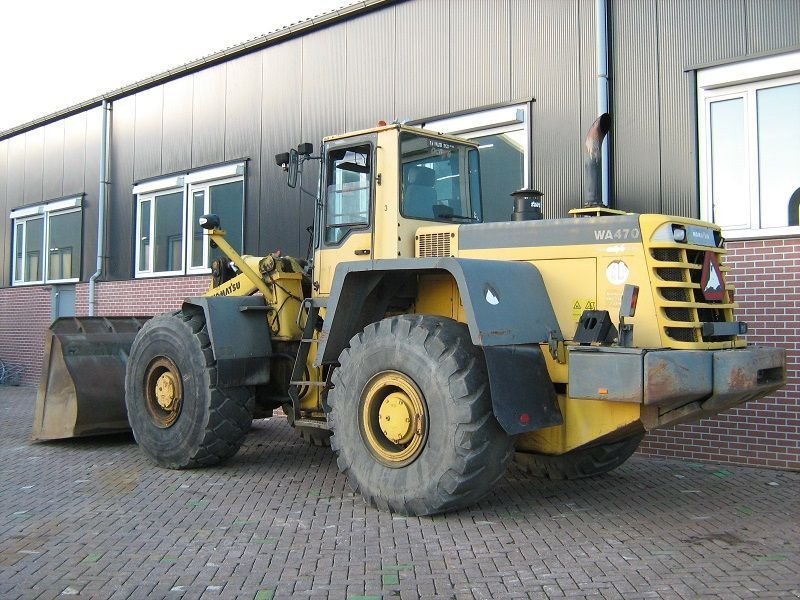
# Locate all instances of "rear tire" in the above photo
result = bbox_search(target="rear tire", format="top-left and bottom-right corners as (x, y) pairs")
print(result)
(125, 310), (254, 469)
(515, 431), (645, 479)
(327, 315), (512, 516)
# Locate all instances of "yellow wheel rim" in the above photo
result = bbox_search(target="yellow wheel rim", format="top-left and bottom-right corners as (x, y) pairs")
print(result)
(359, 371), (427, 468)
(144, 357), (183, 428)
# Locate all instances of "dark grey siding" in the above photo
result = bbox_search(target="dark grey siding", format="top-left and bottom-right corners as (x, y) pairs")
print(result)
(107, 96), (136, 281)
(612, 0), (662, 214)
(0, 140), (7, 284)
(42, 121), (65, 201)
(450, 0), (511, 113)
(261, 39), (304, 258)
(82, 108), (102, 282)
(395, 0), (449, 119)
(191, 65), (227, 169)
(225, 52), (264, 255)
(161, 78), (193, 174)
(23, 129), (44, 205)
(133, 87), (164, 181)
(1, 0), (798, 287)
(62, 112), (88, 197)
(512, 0), (584, 218)
(345, 5), (396, 131)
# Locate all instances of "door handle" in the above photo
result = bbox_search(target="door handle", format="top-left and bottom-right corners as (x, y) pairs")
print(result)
(354, 249), (371, 256)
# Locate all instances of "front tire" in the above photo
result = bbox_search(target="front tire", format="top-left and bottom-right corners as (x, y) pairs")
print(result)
(327, 315), (512, 516)
(125, 310), (254, 469)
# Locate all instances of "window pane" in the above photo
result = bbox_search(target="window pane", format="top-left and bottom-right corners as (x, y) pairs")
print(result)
(399, 133), (480, 223)
(473, 130), (524, 222)
(191, 190), (206, 268)
(209, 181), (243, 262)
(48, 211), (81, 280)
(709, 98), (748, 228)
(326, 145), (371, 244)
(138, 199), (151, 272)
(14, 222), (23, 282)
(757, 83), (800, 228)
(153, 191), (184, 273)
(25, 217), (44, 282)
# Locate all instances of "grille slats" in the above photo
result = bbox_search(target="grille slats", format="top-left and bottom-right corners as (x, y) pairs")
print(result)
(649, 245), (736, 344)
(417, 232), (452, 258)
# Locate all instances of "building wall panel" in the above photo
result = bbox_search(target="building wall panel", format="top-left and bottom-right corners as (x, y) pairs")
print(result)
(746, 0), (800, 53)
(301, 24), (347, 237)
(6, 136), (26, 211)
(62, 112), (88, 197)
(0, 141), (8, 285)
(450, 0), (511, 113)
(81, 107), (102, 283)
(261, 41), (304, 258)
(42, 121), (64, 201)
(133, 87), (164, 182)
(395, 0), (449, 120)
(191, 64), (227, 169)
(23, 128), (44, 205)
(611, 0), (662, 214)
(161, 77), (193, 174)
(225, 52), (262, 163)
(656, 0), (746, 218)
(512, 0), (582, 218)
(224, 53), (263, 255)
(107, 96), (136, 281)
(578, 0), (599, 161)
(345, 6), (396, 131)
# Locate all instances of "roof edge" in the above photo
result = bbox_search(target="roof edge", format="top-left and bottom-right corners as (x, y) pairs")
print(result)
(0, 0), (398, 141)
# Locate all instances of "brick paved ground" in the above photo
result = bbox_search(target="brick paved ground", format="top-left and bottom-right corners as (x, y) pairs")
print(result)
(1, 386), (798, 600)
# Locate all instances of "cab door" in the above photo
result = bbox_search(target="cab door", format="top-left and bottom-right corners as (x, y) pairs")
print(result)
(313, 134), (376, 296)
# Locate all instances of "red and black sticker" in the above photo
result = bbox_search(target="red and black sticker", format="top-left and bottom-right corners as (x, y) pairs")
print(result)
(700, 251), (725, 302)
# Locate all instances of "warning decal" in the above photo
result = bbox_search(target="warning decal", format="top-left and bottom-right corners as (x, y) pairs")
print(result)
(571, 298), (597, 322)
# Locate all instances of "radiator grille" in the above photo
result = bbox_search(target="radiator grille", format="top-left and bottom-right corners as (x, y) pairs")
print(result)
(417, 232), (452, 258)
(649, 245), (736, 345)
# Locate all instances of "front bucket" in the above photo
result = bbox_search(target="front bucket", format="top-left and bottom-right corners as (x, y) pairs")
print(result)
(32, 316), (151, 441)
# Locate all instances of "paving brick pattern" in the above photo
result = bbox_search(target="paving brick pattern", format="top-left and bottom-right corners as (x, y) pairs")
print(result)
(1, 386), (798, 600)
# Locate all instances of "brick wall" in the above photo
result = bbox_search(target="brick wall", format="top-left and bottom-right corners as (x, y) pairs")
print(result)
(639, 237), (800, 470)
(74, 276), (210, 316)
(0, 286), (53, 386)
(0, 277), (210, 387)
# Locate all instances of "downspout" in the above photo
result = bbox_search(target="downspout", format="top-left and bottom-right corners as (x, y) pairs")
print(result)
(596, 0), (611, 206)
(88, 100), (111, 316)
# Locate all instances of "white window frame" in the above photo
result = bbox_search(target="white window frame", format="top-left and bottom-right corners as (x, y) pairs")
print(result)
(11, 197), (82, 286)
(420, 104), (530, 187)
(133, 163), (244, 278)
(698, 50), (800, 239)
(186, 174), (245, 274)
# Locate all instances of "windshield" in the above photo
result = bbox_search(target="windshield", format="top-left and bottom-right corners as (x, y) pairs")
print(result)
(400, 132), (482, 222)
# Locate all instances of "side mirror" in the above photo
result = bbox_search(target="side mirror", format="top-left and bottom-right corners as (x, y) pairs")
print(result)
(287, 148), (299, 189)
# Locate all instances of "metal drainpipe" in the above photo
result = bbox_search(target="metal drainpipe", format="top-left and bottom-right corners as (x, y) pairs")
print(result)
(596, 0), (611, 206)
(88, 100), (111, 316)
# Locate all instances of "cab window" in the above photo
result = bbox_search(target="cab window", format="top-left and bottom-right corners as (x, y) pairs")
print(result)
(400, 132), (482, 223)
(325, 144), (372, 245)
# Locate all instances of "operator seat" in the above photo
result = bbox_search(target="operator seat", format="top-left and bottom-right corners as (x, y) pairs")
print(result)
(404, 165), (437, 218)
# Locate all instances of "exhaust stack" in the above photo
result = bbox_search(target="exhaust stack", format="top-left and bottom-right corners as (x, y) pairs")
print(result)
(583, 113), (611, 208)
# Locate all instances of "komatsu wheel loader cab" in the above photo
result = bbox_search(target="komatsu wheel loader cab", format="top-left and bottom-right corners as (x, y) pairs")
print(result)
(33, 117), (787, 517)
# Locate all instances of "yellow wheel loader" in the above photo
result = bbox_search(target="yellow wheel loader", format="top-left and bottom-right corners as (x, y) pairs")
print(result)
(33, 115), (786, 515)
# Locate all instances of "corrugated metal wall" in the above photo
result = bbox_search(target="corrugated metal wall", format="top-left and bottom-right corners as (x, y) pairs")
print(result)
(1, 0), (799, 285)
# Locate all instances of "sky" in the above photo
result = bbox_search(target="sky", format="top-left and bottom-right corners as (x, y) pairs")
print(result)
(0, 0), (348, 132)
